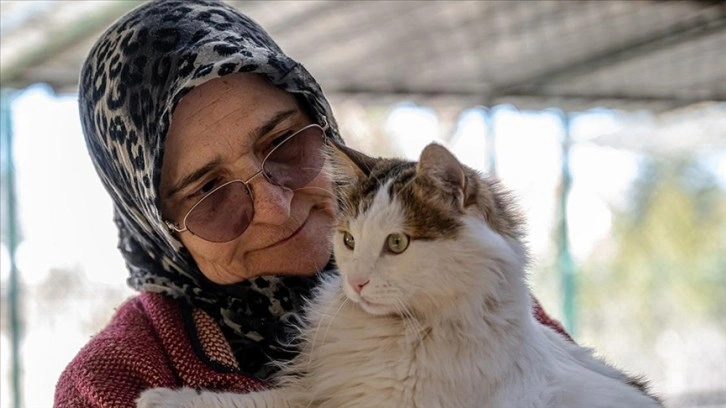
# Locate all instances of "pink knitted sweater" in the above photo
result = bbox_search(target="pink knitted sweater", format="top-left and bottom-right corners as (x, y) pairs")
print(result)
(54, 292), (570, 407)
(54, 292), (265, 407)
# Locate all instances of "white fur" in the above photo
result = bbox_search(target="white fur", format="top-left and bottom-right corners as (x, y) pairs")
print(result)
(138, 181), (660, 408)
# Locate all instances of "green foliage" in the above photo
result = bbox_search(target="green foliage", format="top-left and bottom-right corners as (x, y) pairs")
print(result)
(579, 155), (726, 341)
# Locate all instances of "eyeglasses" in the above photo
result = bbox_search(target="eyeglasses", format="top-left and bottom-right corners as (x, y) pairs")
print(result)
(165, 120), (329, 243)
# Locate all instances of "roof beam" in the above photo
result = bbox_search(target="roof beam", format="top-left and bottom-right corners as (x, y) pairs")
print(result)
(329, 85), (724, 104)
(492, 4), (726, 97)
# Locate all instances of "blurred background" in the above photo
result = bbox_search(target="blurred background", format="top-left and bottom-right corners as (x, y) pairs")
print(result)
(1, 1), (725, 407)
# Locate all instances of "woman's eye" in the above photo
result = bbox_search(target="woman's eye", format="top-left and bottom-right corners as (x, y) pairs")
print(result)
(264, 131), (293, 155)
(189, 178), (220, 199)
(386, 232), (410, 254)
(272, 132), (292, 147)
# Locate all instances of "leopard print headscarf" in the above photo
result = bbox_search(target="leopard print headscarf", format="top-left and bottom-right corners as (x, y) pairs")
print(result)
(79, 0), (340, 379)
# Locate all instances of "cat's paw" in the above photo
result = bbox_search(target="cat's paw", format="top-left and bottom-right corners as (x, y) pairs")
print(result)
(136, 387), (200, 408)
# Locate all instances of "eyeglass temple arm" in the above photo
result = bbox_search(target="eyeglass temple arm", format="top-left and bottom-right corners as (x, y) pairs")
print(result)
(165, 220), (187, 233)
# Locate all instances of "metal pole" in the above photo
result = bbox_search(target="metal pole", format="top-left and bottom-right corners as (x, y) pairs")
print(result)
(484, 107), (497, 176)
(1, 88), (22, 408)
(556, 109), (576, 335)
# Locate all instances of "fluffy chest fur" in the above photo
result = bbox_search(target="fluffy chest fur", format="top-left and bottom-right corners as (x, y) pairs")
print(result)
(298, 277), (531, 408)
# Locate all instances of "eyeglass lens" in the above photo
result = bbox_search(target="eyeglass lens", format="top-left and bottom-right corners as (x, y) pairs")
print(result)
(183, 125), (325, 242)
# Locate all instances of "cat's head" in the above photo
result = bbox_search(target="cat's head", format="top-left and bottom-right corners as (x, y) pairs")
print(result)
(327, 142), (528, 318)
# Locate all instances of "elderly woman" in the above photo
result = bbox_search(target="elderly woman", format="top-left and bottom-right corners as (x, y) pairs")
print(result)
(54, 1), (569, 407)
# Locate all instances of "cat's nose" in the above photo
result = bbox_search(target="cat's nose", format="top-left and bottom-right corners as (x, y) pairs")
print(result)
(349, 278), (369, 294)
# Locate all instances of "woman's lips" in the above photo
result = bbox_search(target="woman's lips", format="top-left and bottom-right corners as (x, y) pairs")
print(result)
(265, 218), (308, 249)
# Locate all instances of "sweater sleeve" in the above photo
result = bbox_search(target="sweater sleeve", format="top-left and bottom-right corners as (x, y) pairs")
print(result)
(54, 297), (179, 408)
(532, 297), (573, 342)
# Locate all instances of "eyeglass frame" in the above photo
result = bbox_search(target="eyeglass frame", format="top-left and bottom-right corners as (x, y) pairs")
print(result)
(163, 117), (329, 239)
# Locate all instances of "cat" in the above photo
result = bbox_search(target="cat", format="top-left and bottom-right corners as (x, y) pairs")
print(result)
(138, 142), (662, 408)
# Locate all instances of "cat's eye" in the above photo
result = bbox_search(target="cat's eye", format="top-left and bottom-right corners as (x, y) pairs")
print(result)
(386, 232), (410, 254)
(343, 231), (355, 250)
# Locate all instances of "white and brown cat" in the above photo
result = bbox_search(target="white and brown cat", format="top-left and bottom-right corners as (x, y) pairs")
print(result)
(138, 142), (661, 407)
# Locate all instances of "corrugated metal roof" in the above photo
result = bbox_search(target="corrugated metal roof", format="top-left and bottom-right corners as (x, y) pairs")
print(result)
(1, 0), (725, 111)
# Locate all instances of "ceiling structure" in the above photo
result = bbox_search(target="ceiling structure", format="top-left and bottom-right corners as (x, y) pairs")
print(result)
(1, 0), (725, 112)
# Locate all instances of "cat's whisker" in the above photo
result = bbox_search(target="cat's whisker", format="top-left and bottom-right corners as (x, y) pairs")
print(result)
(306, 290), (346, 367)
(318, 293), (349, 354)
(399, 312), (419, 346)
(394, 298), (425, 346)
(390, 302), (411, 343)
(405, 316), (425, 346)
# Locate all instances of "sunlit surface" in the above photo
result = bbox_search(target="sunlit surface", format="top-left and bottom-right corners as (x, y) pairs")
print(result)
(1, 85), (134, 407)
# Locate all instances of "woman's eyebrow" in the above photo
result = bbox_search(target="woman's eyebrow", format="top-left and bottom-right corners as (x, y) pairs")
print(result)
(164, 109), (299, 199)
(249, 109), (297, 142)
(165, 159), (221, 199)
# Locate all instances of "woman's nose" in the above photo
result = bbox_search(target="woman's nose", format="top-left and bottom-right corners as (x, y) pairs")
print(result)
(250, 177), (293, 226)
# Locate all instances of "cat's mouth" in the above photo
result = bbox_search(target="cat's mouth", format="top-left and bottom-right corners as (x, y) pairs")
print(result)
(356, 297), (395, 316)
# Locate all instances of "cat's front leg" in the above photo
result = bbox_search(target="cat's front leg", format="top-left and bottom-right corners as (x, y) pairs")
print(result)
(136, 387), (292, 408)
(136, 387), (202, 408)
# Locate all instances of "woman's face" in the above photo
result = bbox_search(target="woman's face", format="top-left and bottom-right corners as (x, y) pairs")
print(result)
(159, 73), (335, 284)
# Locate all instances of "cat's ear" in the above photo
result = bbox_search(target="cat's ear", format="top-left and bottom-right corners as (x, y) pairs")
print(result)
(417, 143), (465, 189)
(327, 139), (376, 181)
(417, 143), (469, 208)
